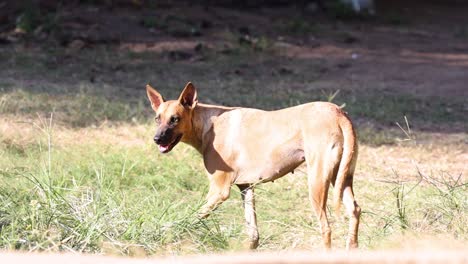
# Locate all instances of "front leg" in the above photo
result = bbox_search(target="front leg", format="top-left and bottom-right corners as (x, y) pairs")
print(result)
(238, 184), (259, 249)
(198, 171), (231, 219)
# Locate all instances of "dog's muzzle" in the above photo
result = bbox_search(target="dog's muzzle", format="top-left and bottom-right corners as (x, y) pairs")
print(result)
(154, 128), (172, 145)
(153, 130), (182, 154)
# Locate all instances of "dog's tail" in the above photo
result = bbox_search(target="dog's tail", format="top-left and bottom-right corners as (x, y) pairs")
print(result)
(333, 113), (358, 216)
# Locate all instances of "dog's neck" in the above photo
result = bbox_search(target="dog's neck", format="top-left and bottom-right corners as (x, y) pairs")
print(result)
(182, 103), (236, 153)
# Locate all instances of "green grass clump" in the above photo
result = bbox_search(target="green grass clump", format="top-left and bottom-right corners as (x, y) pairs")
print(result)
(0, 126), (242, 254)
(276, 18), (317, 36)
(16, 4), (42, 33)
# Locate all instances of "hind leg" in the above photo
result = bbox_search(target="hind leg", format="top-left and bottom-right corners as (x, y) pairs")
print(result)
(307, 160), (332, 249)
(342, 184), (361, 249)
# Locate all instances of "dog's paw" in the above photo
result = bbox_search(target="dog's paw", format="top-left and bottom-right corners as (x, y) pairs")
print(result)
(247, 239), (259, 250)
(197, 211), (210, 219)
(197, 208), (212, 219)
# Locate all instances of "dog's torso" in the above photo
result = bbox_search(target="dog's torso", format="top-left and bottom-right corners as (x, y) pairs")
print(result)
(194, 102), (349, 185)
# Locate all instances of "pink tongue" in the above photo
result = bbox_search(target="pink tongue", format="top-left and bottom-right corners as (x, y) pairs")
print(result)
(159, 145), (169, 152)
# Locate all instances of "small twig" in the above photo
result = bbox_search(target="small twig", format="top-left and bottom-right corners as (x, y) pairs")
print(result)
(396, 115), (413, 142)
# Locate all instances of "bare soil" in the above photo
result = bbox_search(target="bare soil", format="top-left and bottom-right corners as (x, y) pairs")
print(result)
(41, 2), (468, 97)
(0, 1), (467, 131)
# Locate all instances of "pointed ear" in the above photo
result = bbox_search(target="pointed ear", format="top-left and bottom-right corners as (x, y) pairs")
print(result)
(146, 84), (164, 112)
(178, 82), (198, 109)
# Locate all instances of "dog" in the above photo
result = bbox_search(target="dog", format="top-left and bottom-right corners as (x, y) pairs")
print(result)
(146, 82), (360, 250)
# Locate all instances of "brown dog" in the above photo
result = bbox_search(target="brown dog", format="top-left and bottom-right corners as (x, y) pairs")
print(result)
(146, 82), (360, 250)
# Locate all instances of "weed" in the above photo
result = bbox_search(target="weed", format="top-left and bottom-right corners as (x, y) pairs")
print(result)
(143, 15), (201, 37)
(391, 171), (421, 230)
(15, 2), (60, 34)
(383, 13), (410, 26)
(141, 17), (159, 29)
(16, 3), (42, 33)
(327, 0), (360, 20)
(278, 18), (317, 35)
(395, 116), (415, 142)
(322, 89), (346, 108)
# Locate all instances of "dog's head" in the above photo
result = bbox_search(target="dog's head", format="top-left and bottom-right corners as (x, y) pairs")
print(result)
(146, 82), (198, 153)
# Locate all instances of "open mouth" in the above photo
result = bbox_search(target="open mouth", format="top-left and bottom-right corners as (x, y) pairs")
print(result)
(158, 134), (182, 154)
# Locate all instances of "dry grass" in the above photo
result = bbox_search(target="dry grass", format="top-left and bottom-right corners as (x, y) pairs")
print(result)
(1, 115), (466, 253)
(357, 136), (467, 180)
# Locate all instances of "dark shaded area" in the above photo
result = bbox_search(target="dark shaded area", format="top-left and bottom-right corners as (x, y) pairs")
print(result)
(0, 0), (467, 132)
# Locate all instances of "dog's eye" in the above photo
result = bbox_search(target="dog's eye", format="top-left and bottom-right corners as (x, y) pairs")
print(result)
(169, 116), (179, 124)
(155, 115), (161, 123)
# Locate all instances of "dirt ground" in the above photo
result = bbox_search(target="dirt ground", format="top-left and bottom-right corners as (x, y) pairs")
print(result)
(2, 1), (468, 97)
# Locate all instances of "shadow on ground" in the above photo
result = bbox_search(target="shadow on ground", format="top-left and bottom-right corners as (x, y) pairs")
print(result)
(1, 1), (467, 134)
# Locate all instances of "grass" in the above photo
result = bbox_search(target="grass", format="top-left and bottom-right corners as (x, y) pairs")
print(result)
(0, 113), (466, 254)
(276, 18), (318, 36)
(0, 38), (466, 255)
(1, 81), (464, 129)
(3, 41), (467, 129)
(0, 89), (147, 127)
(0, 119), (234, 254)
